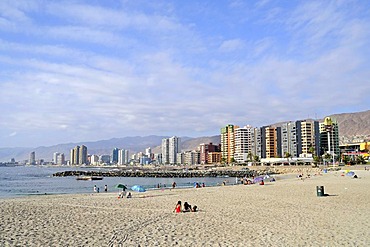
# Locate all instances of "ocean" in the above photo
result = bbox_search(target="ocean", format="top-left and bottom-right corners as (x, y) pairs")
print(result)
(0, 166), (235, 198)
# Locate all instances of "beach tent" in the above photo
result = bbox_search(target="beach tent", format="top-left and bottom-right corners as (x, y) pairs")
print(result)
(346, 171), (355, 176)
(253, 176), (265, 183)
(131, 185), (146, 192)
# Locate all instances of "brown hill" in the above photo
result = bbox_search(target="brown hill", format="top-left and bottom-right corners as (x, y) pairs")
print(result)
(329, 110), (370, 137)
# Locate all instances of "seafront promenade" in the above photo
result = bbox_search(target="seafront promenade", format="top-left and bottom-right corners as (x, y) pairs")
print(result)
(2, 166), (368, 246)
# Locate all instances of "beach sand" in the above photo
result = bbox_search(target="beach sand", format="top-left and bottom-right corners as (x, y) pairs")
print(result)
(1, 168), (369, 246)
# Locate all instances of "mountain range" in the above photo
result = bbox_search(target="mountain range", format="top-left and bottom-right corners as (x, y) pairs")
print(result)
(1, 110), (369, 162)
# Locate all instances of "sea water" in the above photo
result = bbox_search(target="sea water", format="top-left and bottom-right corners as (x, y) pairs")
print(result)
(0, 166), (235, 198)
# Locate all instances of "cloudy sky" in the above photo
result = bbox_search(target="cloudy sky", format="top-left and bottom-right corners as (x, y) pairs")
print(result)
(1, 0), (369, 148)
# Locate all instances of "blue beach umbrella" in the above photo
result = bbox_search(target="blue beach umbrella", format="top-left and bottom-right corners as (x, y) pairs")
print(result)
(131, 185), (146, 192)
(346, 171), (355, 176)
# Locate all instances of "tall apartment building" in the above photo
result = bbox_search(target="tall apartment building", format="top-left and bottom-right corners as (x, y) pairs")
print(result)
(263, 126), (281, 158)
(281, 120), (320, 158)
(234, 125), (253, 163)
(29, 151), (36, 165)
(161, 136), (180, 164)
(70, 145), (88, 165)
(281, 122), (298, 157)
(199, 143), (221, 164)
(319, 117), (340, 158)
(301, 120), (320, 156)
(221, 124), (239, 163)
(90, 154), (99, 166)
(112, 148), (119, 164)
(118, 149), (129, 165)
(251, 127), (262, 158)
(53, 152), (65, 165)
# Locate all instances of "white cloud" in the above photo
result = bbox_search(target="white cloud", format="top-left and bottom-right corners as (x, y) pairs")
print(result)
(9, 132), (17, 137)
(219, 39), (245, 52)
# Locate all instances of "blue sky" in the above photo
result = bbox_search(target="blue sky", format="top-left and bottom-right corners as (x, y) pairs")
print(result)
(1, 0), (369, 148)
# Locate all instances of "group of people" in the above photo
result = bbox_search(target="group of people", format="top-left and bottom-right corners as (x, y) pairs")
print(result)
(174, 201), (198, 213)
(93, 185), (109, 193)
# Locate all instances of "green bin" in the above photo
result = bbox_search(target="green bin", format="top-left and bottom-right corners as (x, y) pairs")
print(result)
(316, 186), (324, 197)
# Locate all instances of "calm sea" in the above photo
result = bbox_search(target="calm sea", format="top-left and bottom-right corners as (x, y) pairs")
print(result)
(0, 166), (235, 199)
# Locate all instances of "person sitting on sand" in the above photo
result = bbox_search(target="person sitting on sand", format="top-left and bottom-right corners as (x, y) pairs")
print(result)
(192, 205), (198, 212)
(127, 192), (132, 198)
(183, 202), (192, 212)
(174, 201), (182, 213)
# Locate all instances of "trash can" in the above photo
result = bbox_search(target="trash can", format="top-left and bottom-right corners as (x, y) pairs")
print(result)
(316, 186), (325, 197)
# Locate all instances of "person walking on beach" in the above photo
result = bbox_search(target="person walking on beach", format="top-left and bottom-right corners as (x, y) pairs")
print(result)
(94, 185), (97, 193)
(172, 182), (177, 189)
(104, 185), (108, 192)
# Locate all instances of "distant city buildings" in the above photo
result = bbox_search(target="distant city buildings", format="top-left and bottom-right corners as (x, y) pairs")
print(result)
(161, 136), (180, 164)
(70, 145), (87, 165)
(17, 116), (361, 166)
(53, 152), (65, 165)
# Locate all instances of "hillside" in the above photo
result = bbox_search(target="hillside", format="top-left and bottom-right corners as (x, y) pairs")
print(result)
(329, 110), (370, 137)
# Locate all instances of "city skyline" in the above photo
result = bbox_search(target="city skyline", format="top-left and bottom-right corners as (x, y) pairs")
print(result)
(1, 1), (370, 148)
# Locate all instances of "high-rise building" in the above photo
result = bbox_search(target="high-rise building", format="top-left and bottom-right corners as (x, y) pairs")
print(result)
(161, 136), (180, 164)
(79, 145), (87, 165)
(112, 148), (119, 164)
(264, 126), (281, 158)
(161, 138), (169, 164)
(319, 117), (340, 159)
(29, 151), (36, 165)
(53, 152), (65, 165)
(221, 124), (239, 163)
(234, 125), (253, 163)
(70, 145), (88, 165)
(90, 154), (99, 166)
(118, 149), (126, 165)
(251, 127), (262, 158)
(281, 120), (320, 158)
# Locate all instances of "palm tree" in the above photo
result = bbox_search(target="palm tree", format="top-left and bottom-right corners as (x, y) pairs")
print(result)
(356, 155), (366, 165)
(324, 153), (331, 165)
(247, 151), (253, 163)
(342, 155), (350, 166)
(313, 155), (321, 167)
(253, 155), (260, 166)
(284, 152), (292, 165)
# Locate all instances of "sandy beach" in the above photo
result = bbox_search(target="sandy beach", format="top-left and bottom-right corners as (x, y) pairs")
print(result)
(1, 168), (369, 246)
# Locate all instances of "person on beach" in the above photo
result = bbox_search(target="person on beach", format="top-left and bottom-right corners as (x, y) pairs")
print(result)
(183, 202), (192, 212)
(127, 192), (132, 198)
(172, 182), (177, 189)
(104, 185), (108, 192)
(174, 201), (182, 213)
(94, 185), (97, 193)
(97, 187), (100, 193)
(192, 205), (198, 212)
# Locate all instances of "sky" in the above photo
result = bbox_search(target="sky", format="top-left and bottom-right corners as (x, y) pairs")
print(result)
(1, 0), (370, 148)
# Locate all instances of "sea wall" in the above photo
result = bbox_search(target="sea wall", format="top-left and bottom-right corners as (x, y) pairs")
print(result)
(52, 169), (266, 178)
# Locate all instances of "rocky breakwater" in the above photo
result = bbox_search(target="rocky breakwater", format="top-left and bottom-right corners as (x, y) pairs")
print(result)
(53, 168), (273, 178)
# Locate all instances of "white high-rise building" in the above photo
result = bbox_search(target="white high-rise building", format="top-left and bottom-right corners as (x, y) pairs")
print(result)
(161, 136), (180, 164)
(234, 125), (253, 163)
(118, 149), (125, 165)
